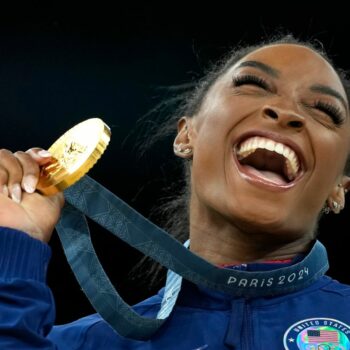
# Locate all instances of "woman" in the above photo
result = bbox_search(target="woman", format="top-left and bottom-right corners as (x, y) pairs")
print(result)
(1, 35), (350, 349)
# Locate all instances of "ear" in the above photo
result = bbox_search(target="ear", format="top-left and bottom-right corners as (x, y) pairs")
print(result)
(326, 175), (350, 214)
(173, 117), (194, 159)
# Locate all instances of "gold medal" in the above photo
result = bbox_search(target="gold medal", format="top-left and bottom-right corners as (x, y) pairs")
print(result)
(36, 118), (111, 195)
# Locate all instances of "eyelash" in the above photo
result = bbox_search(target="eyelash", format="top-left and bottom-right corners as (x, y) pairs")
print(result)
(232, 74), (269, 90)
(312, 100), (344, 126)
(233, 74), (345, 126)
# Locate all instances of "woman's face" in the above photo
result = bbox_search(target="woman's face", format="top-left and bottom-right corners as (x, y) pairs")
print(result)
(187, 44), (350, 239)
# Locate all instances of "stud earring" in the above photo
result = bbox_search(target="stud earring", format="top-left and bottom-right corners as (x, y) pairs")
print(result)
(182, 148), (192, 155)
(323, 205), (331, 215)
(331, 200), (344, 214)
(332, 201), (339, 210)
(173, 143), (193, 156)
(338, 183), (348, 194)
(173, 143), (183, 153)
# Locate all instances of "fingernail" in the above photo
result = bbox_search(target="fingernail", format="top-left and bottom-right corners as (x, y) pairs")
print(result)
(23, 175), (37, 193)
(11, 183), (22, 203)
(2, 184), (8, 196)
(38, 150), (52, 157)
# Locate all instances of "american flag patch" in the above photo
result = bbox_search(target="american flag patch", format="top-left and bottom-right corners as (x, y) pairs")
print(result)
(307, 329), (339, 343)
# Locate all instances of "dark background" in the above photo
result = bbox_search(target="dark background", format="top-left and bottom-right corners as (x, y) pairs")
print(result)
(1, 4), (349, 324)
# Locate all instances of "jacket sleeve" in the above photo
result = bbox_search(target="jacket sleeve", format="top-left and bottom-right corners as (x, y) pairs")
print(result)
(0, 226), (57, 349)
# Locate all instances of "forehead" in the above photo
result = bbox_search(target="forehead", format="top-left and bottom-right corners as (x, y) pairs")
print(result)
(228, 44), (346, 97)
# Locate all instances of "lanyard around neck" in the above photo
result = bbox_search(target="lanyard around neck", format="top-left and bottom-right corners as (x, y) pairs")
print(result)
(56, 175), (329, 340)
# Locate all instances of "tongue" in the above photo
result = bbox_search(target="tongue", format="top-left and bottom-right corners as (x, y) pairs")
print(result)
(244, 165), (288, 185)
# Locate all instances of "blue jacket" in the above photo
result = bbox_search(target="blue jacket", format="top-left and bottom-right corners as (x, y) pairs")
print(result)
(1, 227), (350, 349)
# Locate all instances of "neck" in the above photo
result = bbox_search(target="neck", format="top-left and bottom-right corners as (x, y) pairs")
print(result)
(189, 207), (314, 266)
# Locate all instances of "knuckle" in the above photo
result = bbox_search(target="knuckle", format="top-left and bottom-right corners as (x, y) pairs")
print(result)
(15, 152), (40, 173)
(13, 150), (25, 157)
(0, 150), (22, 179)
(0, 148), (12, 158)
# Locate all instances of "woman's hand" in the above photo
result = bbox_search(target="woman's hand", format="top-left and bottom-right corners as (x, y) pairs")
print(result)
(0, 148), (64, 242)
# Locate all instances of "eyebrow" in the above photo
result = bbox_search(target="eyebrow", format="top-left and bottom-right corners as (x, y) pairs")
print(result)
(310, 84), (348, 110)
(236, 60), (280, 78)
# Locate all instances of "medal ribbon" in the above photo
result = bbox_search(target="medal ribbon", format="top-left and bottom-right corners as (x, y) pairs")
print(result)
(56, 175), (329, 340)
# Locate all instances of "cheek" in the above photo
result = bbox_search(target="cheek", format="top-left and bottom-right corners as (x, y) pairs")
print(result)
(190, 97), (263, 207)
(195, 90), (260, 130)
(191, 136), (226, 196)
(306, 129), (350, 205)
(315, 132), (349, 179)
(190, 131), (231, 210)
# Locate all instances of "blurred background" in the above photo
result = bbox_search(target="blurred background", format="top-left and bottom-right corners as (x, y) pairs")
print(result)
(1, 3), (349, 324)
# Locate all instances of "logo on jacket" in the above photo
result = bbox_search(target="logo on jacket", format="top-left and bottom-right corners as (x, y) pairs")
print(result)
(283, 318), (350, 349)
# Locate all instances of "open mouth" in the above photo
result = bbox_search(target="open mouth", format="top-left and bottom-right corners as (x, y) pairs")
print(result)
(233, 135), (304, 188)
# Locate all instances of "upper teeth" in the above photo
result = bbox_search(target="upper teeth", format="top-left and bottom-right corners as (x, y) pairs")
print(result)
(235, 136), (300, 180)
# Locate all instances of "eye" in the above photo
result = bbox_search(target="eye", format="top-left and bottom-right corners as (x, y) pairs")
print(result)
(313, 100), (345, 126)
(232, 74), (269, 90)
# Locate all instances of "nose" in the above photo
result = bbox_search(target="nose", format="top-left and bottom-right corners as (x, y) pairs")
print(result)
(262, 105), (305, 129)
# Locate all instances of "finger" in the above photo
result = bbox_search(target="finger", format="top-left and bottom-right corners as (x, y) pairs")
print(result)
(0, 165), (9, 195)
(14, 151), (41, 194)
(0, 149), (23, 203)
(25, 148), (53, 166)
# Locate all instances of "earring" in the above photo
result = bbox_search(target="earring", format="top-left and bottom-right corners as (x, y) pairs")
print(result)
(173, 143), (193, 156)
(338, 183), (348, 194)
(332, 201), (339, 210)
(182, 148), (192, 155)
(173, 143), (186, 153)
(331, 200), (344, 214)
(173, 143), (182, 153)
(323, 205), (331, 215)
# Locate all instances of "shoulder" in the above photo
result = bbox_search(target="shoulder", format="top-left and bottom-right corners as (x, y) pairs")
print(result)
(132, 288), (165, 316)
(320, 277), (350, 298)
